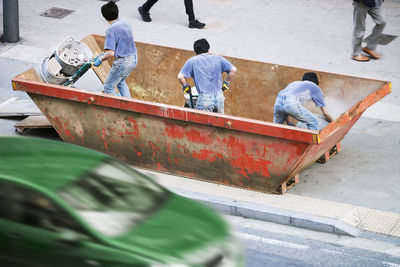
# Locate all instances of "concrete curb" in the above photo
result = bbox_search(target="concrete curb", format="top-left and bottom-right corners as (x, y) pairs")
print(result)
(170, 187), (361, 237)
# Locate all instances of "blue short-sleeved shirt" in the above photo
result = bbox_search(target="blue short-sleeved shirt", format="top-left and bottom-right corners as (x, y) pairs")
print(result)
(180, 54), (234, 94)
(104, 19), (136, 58)
(279, 81), (326, 107)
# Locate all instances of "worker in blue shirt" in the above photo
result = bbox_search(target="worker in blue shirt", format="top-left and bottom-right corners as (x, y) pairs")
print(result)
(178, 39), (237, 114)
(93, 1), (137, 98)
(273, 72), (333, 131)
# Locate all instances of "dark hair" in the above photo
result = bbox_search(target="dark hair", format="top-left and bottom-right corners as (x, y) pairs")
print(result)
(101, 1), (119, 21)
(302, 72), (319, 85)
(193, 39), (210, 55)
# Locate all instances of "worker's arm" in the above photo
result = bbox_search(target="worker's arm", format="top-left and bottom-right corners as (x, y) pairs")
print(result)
(177, 72), (187, 87)
(100, 50), (114, 61)
(92, 50), (114, 67)
(321, 107), (333, 123)
(177, 72), (191, 94)
(225, 66), (237, 83)
(221, 66), (237, 91)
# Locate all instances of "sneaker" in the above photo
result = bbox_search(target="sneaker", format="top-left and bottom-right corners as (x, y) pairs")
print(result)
(138, 6), (151, 22)
(189, 19), (205, 29)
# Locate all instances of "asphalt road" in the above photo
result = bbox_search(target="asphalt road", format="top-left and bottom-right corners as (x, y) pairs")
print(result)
(228, 216), (400, 267)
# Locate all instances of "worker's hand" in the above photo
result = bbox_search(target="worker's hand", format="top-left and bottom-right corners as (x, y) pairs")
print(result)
(222, 80), (230, 91)
(182, 84), (191, 94)
(92, 58), (102, 68)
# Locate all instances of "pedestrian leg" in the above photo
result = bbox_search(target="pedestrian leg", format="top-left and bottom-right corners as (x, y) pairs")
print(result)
(352, 2), (368, 57)
(365, 6), (386, 51)
(184, 0), (195, 21)
(142, 0), (159, 12)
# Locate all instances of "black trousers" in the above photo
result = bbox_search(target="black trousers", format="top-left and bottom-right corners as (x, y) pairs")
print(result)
(142, 0), (195, 21)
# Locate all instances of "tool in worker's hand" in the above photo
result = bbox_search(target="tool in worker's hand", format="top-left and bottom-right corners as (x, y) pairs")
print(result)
(182, 84), (191, 94)
(182, 84), (194, 108)
(63, 54), (102, 87)
(222, 80), (229, 91)
(92, 57), (103, 68)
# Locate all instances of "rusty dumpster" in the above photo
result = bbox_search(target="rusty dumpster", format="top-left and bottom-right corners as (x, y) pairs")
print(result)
(12, 34), (391, 194)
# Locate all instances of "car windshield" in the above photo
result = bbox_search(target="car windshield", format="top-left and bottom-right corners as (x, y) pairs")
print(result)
(58, 159), (168, 237)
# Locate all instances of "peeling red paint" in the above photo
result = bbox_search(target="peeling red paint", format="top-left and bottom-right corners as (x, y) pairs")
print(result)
(126, 117), (140, 138)
(165, 124), (184, 139)
(191, 149), (223, 162)
(165, 123), (211, 145)
(156, 162), (167, 171)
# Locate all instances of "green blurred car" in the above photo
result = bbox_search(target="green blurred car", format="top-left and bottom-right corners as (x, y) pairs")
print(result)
(0, 136), (244, 266)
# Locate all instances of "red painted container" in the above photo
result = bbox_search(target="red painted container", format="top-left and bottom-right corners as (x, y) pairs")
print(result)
(12, 35), (391, 193)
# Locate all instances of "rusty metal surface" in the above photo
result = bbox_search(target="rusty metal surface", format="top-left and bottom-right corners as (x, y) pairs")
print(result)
(23, 92), (311, 192)
(11, 35), (391, 193)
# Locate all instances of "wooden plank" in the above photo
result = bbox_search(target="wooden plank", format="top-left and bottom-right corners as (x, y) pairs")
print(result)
(14, 115), (52, 133)
(81, 35), (110, 84)
(0, 98), (42, 117)
(13, 67), (41, 82)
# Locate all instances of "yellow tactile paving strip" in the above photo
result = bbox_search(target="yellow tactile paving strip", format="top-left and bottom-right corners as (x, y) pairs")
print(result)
(142, 169), (400, 237)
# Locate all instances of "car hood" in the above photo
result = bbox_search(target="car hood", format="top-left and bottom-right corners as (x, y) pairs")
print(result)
(109, 193), (229, 262)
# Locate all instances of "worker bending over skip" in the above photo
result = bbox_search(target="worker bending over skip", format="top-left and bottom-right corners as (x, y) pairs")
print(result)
(178, 39), (237, 114)
(273, 72), (333, 131)
(93, 1), (138, 97)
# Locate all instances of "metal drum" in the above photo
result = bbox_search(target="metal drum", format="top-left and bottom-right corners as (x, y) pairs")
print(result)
(55, 37), (92, 76)
(40, 56), (68, 85)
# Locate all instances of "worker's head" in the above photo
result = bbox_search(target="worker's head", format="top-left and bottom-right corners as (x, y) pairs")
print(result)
(101, 1), (119, 21)
(302, 72), (319, 85)
(193, 39), (210, 55)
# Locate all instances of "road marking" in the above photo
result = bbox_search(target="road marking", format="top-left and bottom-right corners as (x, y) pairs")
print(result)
(239, 232), (309, 250)
(320, 248), (343, 255)
(382, 262), (400, 267)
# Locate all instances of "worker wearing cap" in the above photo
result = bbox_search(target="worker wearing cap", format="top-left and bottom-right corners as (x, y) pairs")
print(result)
(273, 72), (333, 131)
(93, 1), (137, 98)
(177, 39), (237, 114)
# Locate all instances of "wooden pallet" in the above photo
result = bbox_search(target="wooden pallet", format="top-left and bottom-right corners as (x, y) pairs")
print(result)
(14, 115), (53, 134)
(278, 174), (300, 194)
(317, 142), (341, 163)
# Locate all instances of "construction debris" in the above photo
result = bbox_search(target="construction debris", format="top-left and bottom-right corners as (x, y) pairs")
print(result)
(58, 47), (87, 66)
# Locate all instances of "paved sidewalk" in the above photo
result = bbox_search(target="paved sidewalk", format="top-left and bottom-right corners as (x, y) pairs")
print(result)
(1, 0), (400, 238)
(140, 168), (400, 243)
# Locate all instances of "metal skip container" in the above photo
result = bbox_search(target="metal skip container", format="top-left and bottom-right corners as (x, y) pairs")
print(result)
(12, 34), (391, 194)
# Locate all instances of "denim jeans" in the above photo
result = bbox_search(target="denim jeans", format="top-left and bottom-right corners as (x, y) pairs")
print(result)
(104, 54), (137, 97)
(273, 95), (321, 130)
(196, 90), (225, 114)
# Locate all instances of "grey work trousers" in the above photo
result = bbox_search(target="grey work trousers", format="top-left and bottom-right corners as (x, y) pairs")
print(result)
(352, 2), (386, 56)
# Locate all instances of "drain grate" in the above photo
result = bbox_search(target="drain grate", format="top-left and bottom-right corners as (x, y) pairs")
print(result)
(378, 34), (398, 46)
(364, 34), (398, 46)
(40, 7), (75, 19)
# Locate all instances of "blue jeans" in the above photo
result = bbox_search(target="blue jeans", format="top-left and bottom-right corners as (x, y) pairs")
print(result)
(196, 90), (225, 113)
(104, 54), (137, 97)
(273, 95), (321, 130)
